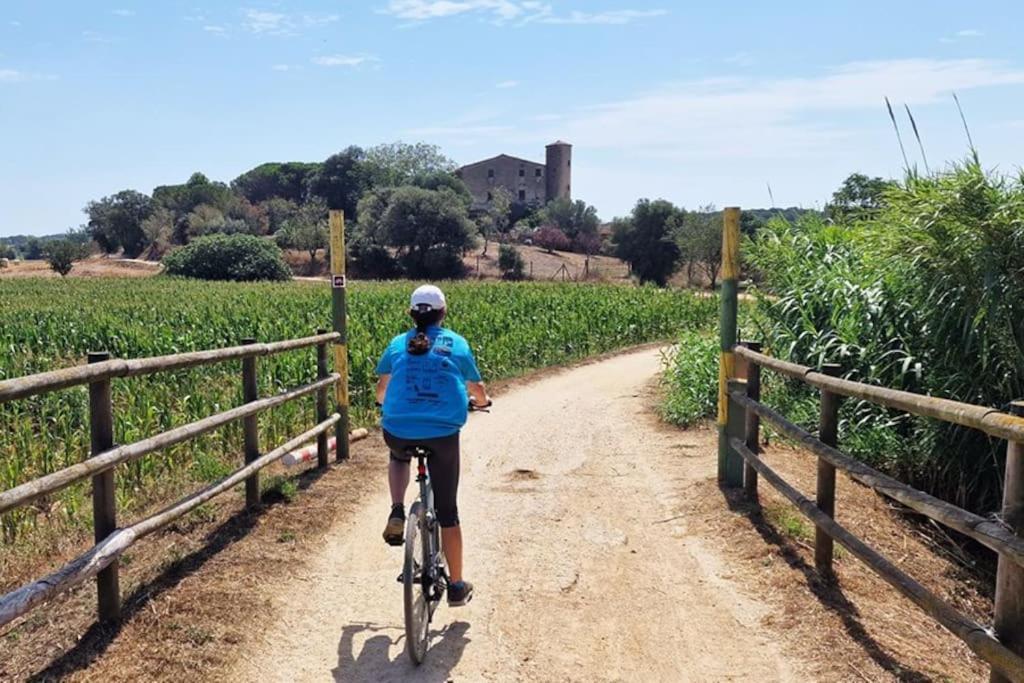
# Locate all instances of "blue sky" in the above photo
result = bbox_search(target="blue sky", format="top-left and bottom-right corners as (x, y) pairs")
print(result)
(2, 1), (1024, 235)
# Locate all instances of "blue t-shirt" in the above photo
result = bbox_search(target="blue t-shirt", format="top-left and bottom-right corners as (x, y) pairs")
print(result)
(376, 325), (482, 440)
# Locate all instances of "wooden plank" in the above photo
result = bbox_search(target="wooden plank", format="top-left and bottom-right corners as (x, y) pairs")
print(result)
(724, 378), (746, 487)
(241, 339), (260, 508)
(0, 375), (339, 515)
(316, 331), (329, 469)
(993, 401), (1024, 683)
(0, 333), (340, 404)
(743, 342), (762, 499)
(815, 364), (842, 574)
(0, 415), (344, 630)
(87, 352), (120, 623)
(729, 436), (1024, 681)
(730, 390), (1024, 570)
(735, 345), (1024, 443)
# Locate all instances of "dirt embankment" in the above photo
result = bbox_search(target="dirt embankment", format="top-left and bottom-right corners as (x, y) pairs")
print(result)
(0, 257), (162, 279)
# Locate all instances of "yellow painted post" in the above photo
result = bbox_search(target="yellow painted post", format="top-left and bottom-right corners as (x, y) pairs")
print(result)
(717, 207), (741, 485)
(329, 210), (350, 461)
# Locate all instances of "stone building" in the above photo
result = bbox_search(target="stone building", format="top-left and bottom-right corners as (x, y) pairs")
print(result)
(457, 141), (572, 211)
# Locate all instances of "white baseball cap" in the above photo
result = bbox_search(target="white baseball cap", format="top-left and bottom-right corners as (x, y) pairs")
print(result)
(410, 284), (447, 311)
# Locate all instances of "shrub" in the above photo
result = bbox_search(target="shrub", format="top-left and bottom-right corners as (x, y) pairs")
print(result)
(659, 332), (718, 426)
(498, 244), (525, 280)
(44, 239), (90, 277)
(534, 226), (570, 254)
(163, 234), (291, 281)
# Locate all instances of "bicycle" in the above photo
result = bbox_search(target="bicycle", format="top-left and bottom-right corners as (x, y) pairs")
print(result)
(401, 400), (490, 665)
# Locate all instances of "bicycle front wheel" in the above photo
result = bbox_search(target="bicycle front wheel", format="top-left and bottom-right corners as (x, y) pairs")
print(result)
(403, 501), (430, 665)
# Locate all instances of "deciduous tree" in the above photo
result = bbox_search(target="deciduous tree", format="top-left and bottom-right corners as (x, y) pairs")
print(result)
(612, 199), (683, 286)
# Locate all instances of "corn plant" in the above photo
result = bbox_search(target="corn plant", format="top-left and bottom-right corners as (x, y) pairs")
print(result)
(0, 278), (716, 546)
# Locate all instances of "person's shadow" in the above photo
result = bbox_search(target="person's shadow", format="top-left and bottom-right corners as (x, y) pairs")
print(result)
(333, 620), (470, 682)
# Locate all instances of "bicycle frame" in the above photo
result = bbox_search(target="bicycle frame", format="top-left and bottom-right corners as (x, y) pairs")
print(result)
(414, 452), (448, 603)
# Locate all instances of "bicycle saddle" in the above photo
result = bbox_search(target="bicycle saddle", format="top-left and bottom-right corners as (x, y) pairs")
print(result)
(404, 445), (434, 459)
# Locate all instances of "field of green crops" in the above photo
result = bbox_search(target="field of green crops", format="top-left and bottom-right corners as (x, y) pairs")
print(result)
(0, 277), (716, 545)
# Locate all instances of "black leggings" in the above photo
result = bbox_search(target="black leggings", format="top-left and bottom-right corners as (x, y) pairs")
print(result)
(383, 430), (461, 528)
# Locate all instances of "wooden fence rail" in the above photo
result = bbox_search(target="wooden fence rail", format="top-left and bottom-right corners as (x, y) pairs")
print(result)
(0, 332), (364, 631)
(724, 344), (1024, 682)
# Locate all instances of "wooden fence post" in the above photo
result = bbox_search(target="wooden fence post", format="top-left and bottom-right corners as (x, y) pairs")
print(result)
(725, 378), (747, 487)
(717, 206), (741, 484)
(815, 363), (842, 573)
(316, 329), (329, 469)
(241, 338), (260, 507)
(744, 342), (762, 499)
(993, 400), (1024, 683)
(88, 351), (120, 623)
(329, 210), (350, 461)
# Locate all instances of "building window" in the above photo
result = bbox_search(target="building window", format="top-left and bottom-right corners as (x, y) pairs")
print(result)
(535, 168), (542, 177)
(567, 160), (571, 167)
(519, 168), (525, 177)
(518, 190), (526, 201)
(487, 191), (493, 201)
(488, 168), (494, 178)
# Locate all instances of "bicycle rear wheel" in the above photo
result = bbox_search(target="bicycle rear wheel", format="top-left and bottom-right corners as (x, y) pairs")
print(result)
(403, 501), (430, 664)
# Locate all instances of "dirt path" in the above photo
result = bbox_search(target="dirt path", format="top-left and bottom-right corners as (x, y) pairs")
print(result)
(235, 348), (804, 682)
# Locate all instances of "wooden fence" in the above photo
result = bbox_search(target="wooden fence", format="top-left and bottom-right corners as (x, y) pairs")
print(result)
(0, 331), (366, 631)
(722, 342), (1024, 682)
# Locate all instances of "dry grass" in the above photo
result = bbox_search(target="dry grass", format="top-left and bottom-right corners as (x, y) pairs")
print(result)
(683, 436), (991, 682)
(0, 438), (383, 682)
(0, 257), (162, 279)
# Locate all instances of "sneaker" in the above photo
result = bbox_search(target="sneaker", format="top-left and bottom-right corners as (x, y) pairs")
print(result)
(447, 580), (474, 607)
(383, 505), (404, 546)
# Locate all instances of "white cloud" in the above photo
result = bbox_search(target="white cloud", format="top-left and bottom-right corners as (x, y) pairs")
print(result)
(112, 9), (136, 17)
(409, 58), (1024, 164)
(382, 1), (664, 25)
(536, 9), (667, 25)
(312, 54), (376, 67)
(0, 68), (56, 84)
(385, 1), (525, 21)
(272, 64), (292, 71)
(554, 58), (1024, 160)
(203, 25), (227, 34)
(496, 79), (519, 88)
(241, 8), (339, 35)
(941, 28), (985, 43)
(243, 9), (288, 33)
(10, 20), (22, 28)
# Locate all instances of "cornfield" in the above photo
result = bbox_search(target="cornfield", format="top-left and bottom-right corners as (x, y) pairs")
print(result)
(0, 277), (716, 545)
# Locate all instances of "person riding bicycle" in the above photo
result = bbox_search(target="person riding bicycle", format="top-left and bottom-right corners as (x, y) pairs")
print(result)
(375, 284), (490, 607)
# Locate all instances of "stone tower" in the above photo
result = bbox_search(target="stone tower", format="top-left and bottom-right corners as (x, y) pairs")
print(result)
(545, 140), (572, 203)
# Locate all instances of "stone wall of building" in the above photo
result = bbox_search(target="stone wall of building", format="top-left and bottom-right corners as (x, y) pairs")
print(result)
(458, 155), (548, 210)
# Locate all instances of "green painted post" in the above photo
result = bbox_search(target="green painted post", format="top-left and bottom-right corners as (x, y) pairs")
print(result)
(329, 210), (350, 461)
(717, 207), (741, 484)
